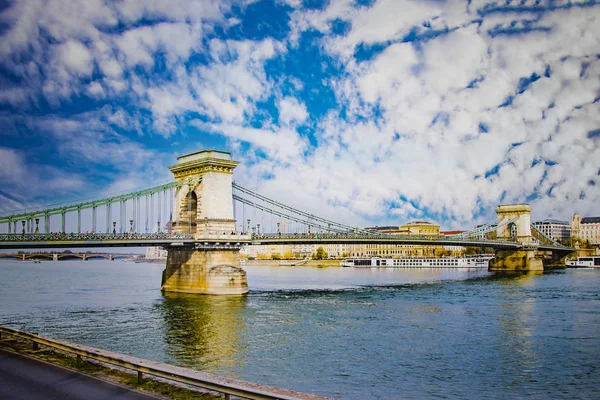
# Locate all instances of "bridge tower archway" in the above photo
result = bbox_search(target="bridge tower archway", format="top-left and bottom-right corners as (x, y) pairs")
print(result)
(495, 204), (534, 245)
(178, 191), (198, 234)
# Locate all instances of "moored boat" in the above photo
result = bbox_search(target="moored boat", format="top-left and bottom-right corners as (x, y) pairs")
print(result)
(565, 256), (600, 268)
(340, 256), (494, 268)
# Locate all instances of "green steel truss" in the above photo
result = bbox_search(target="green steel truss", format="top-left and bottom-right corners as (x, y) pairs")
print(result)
(0, 178), (200, 224)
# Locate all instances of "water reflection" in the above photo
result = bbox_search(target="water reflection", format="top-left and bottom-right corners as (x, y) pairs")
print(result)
(159, 292), (248, 376)
(495, 271), (541, 385)
(489, 270), (544, 284)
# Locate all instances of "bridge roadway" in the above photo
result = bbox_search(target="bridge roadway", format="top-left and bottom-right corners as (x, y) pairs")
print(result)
(0, 232), (572, 252)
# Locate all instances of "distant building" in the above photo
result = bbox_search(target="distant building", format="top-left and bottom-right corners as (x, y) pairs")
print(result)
(145, 246), (167, 259)
(571, 214), (600, 245)
(368, 221), (441, 236)
(532, 219), (570, 242)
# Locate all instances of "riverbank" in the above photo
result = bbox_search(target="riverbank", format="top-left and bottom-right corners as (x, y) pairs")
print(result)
(245, 259), (341, 267)
(0, 337), (219, 400)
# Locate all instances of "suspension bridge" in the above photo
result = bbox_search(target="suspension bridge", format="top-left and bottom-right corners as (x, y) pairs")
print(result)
(0, 149), (573, 294)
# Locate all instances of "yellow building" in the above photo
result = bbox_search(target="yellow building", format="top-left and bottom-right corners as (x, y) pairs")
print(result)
(571, 214), (600, 245)
(368, 221), (441, 236)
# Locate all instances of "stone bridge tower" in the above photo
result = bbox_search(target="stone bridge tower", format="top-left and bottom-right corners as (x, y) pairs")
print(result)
(169, 150), (237, 236)
(489, 203), (543, 271)
(161, 150), (249, 295)
(495, 204), (535, 245)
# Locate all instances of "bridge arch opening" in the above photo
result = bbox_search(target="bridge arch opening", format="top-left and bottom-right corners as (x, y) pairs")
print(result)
(508, 222), (517, 241)
(181, 191), (198, 234)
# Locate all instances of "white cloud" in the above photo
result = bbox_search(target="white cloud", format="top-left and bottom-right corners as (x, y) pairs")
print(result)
(0, 146), (85, 213)
(278, 96), (308, 125)
(1, 0), (599, 229)
(58, 40), (94, 76)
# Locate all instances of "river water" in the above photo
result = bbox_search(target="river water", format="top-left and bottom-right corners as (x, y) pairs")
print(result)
(0, 259), (598, 399)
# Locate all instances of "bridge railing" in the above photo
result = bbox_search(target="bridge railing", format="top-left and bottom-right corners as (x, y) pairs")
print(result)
(0, 233), (194, 242)
(0, 326), (332, 400)
(250, 232), (518, 244)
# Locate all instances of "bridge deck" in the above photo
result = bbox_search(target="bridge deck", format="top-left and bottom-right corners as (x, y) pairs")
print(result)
(0, 233), (572, 251)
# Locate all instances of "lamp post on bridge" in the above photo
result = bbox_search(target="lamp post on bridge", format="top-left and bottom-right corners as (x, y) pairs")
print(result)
(34, 218), (40, 234)
(21, 220), (25, 235)
(129, 220), (134, 234)
(247, 219), (250, 235)
(112, 222), (116, 235)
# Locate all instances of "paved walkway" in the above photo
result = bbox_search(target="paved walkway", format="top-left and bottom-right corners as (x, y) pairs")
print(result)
(0, 349), (162, 400)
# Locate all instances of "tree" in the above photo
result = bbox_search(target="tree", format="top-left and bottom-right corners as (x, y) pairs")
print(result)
(464, 246), (481, 255)
(283, 251), (294, 259)
(315, 246), (328, 260)
(271, 253), (282, 260)
(486, 231), (497, 240)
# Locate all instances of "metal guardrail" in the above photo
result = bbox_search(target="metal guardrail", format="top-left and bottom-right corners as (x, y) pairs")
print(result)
(0, 326), (333, 400)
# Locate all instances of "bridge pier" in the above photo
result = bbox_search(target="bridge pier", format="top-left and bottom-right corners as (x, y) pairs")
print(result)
(52, 253), (58, 262)
(161, 247), (248, 295)
(163, 150), (249, 295)
(489, 249), (544, 271)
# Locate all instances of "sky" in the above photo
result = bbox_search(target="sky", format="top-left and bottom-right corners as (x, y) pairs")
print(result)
(0, 0), (599, 231)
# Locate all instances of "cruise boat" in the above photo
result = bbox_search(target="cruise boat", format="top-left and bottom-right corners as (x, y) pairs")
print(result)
(340, 256), (494, 268)
(565, 256), (600, 268)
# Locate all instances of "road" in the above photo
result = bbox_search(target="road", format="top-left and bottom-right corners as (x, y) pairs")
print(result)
(0, 349), (163, 400)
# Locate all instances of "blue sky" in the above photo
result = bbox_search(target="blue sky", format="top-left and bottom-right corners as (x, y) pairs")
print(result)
(0, 0), (599, 230)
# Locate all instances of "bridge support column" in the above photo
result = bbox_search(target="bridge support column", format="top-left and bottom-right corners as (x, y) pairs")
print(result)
(22, 254), (25, 261)
(161, 247), (248, 295)
(489, 250), (543, 271)
(52, 253), (58, 262)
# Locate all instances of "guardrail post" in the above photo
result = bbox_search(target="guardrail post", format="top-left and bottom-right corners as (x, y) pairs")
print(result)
(137, 371), (143, 384)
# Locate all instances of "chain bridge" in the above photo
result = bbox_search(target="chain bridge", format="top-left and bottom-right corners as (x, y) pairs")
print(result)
(0, 150), (574, 294)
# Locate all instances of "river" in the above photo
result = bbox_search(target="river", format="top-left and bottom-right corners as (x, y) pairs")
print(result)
(0, 259), (598, 399)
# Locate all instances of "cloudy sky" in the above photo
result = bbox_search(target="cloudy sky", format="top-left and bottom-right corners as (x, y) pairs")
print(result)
(0, 0), (599, 230)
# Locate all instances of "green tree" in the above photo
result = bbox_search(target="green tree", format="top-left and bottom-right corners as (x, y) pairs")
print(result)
(271, 253), (282, 260)
(464, 246), (481, 255)
(315, 246), (328, 260)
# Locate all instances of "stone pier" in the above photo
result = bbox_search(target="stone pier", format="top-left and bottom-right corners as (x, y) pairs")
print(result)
(161, 247), (247, 295)
(161, 150), (249, 295)
(489, 249), (543, 271)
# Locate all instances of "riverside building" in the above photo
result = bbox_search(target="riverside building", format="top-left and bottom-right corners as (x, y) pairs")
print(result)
(571, 214), (600, 245)
(240, 220), (467, 259)
(532, 219), (571, 242)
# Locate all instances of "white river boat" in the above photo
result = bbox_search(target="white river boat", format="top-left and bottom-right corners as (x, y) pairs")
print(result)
(340, 256), (494, 268)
